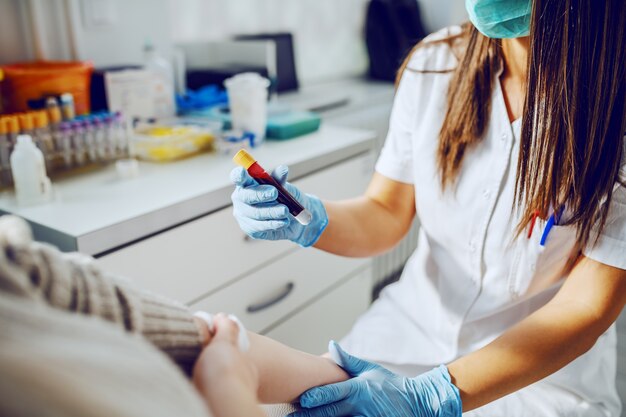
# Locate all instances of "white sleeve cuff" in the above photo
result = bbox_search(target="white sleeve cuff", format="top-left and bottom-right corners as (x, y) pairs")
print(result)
(584, 232), (626, 271)
(374, 161), (414, 184)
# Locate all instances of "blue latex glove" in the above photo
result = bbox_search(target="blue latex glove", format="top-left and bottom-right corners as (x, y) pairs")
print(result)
(288, 342), (462, 417)
(230, 165), (328, 247)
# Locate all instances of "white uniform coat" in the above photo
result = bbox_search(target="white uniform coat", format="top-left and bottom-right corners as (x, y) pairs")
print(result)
(341, 26), (626, 417)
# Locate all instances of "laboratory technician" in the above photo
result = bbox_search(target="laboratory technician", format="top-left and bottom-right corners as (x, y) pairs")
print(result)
(231, 0), (626, 416)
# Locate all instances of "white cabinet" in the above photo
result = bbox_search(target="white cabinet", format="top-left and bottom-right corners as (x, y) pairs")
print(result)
(96, 152), (374, 304)
(96, 206), (294, 303)
(190, 249), (368, 334)
(265, 269), (371, 355)
(96, 152), (375, 353)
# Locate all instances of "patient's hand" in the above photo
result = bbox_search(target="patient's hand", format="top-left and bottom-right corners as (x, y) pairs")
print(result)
(193, 316), (214, 347)
(193, 314), (263, 417)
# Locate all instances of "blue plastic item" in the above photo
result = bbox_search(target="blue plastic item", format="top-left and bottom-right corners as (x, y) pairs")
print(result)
(176, 85), (228, 113)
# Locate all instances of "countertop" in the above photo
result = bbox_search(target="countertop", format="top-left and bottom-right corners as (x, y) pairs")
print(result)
(0, 124), (376, 255)
(277, 77), (394, 117)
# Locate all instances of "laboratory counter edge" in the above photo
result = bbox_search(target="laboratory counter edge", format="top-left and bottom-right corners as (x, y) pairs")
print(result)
(0, 124), (377, 256)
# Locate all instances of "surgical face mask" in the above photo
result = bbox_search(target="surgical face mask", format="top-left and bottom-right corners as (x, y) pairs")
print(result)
(465, 0), (532, 39)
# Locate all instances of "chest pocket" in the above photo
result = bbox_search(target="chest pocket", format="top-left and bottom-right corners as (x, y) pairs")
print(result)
(508, 223), (578, 299)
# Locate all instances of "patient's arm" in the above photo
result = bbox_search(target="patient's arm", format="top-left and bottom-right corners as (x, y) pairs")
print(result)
(194, 316), (265, 417)
(0, 216), (205, 374)
(194, 315), (349, 416)
(246, 332), (348, 404)
(0, 216), (347, 402)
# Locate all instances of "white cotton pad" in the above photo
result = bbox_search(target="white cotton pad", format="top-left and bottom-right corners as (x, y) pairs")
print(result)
(328, 340), (342, 366)
(194, 311), (215, 333)
(194, 312), (249, 352)
(227, 314), (250, 352)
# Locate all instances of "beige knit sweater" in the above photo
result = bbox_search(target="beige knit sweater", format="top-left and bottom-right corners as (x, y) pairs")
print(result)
(0, 216), (211, 417)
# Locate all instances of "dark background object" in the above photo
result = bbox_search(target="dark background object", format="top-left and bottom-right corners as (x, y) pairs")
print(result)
(235, 33), (299, 93)
(365, 0), (427, 82)
(186, 66), (269, 91)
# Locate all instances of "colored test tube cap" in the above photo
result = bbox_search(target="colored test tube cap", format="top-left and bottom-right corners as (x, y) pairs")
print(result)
(233, 149), (256, 170)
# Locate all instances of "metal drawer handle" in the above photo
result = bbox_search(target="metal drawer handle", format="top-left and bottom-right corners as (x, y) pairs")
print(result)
(246, 282), (295, 314)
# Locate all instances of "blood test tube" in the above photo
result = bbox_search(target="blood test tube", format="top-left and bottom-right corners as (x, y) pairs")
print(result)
(233, 149), (312, 225)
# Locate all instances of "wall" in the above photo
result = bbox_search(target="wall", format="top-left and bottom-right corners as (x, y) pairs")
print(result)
(66, 0), (173, 67)
(170, 0), (370, 84)
(418, 0), (468, 33)
(0, 0), (172, 67)
(0, 0), (76, 64)
(1, 0), (467, 80)
(0, 0), (35, 63)
(169, 0), (467, 84)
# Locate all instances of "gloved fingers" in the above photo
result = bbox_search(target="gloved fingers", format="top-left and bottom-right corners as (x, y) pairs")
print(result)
(239, 217), (289, 238)
(271, 165), (290, 185)
(235, 201), (290, 221)
(232, 184), (279, 205)
(299, 379), (357, 408)
(287, 400), (354, 417)
(230, 166), (257, 188)
(282, 181), (304, 203)
(328, 341), (375, 377)
(270, 165), (308, 204)
(246, 230), (284, 241)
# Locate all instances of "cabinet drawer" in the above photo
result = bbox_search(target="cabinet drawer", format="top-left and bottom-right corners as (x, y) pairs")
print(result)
(190, 249), (369, 334)
(96, 207), (293, 303)
(618, 351), (626, 376)
(618, 330), (626, 349)
(618, 311), (626, 333)
(96, 153), (373, 303)
(617, 374), (626, 407)
(265, 269), (372, 355)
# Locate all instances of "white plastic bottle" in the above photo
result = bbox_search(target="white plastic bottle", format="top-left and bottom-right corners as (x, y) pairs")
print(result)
(10, 135), (52, 206)
(143, 40), (176, 118)
(224, 72), (270, 144)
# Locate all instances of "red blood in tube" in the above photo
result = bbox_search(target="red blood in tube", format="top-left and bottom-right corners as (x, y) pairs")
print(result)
(233, 150), (310, 224)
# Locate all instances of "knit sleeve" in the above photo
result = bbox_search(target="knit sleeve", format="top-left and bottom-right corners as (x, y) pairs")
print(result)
(0, 216), (202, 375)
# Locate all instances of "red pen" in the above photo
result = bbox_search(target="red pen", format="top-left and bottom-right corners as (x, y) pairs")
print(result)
(527, 210), (540, 239)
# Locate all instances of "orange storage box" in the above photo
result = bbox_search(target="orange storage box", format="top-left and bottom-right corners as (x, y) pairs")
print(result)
(1, 61), (93, 115)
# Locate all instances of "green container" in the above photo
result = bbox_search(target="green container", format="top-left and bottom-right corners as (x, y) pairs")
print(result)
(199, 106), (321, 140)
(266, 111), (321, 140)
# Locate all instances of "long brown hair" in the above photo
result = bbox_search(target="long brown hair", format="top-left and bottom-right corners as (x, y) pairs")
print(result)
(398, 0), (626, 250)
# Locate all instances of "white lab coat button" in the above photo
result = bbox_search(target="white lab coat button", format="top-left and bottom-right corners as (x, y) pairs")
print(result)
(482, 189), (491, 199)
(469, 240), (477, 252)
(500, 133), (507, 142)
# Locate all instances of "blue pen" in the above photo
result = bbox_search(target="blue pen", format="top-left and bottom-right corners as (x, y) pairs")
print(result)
(539, 206), (564, 246)
(540, 214), (555, 246)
